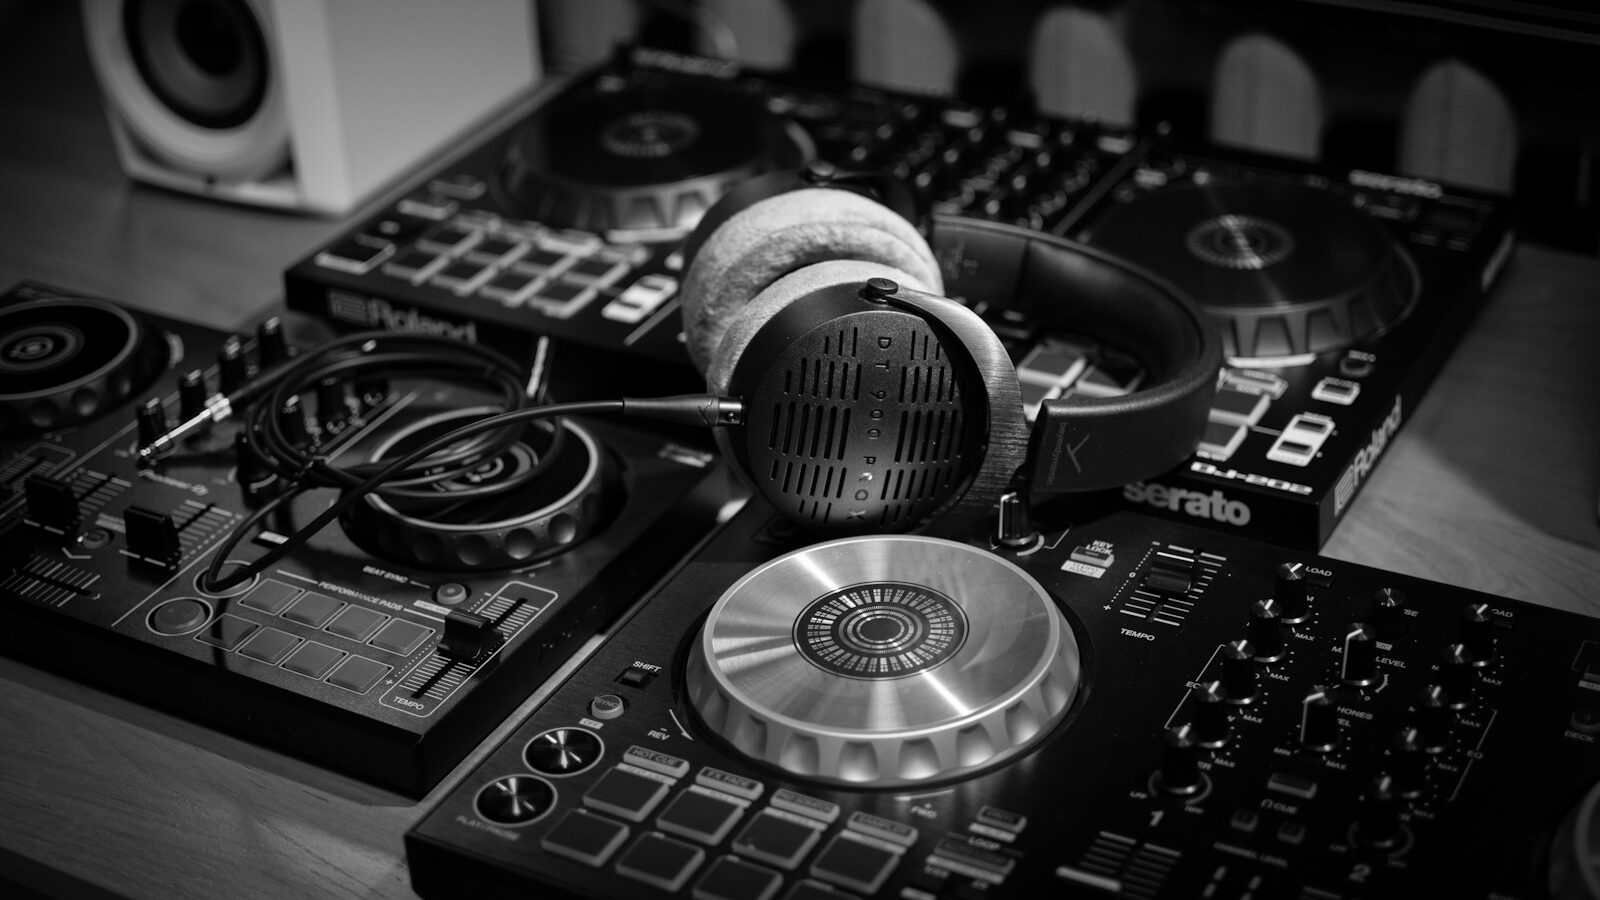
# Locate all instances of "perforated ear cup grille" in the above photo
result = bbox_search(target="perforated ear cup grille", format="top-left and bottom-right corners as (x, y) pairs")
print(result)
(722, 289), (987, 535)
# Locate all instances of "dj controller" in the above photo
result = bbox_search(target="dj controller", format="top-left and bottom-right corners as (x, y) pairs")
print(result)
(284, 46), (1515, 549)
(0, 42), (1572, 900)
(0, 281), (727, 794)
(407, 498), (1600, 900)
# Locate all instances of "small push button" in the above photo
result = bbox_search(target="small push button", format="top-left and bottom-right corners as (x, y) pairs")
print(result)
(657, 786), (747, 845)
(692, 855), (783, 900)
(731, 810), (824, 870)
(542, 809), (630, 867)
(583, 767), (671, 822)
(369, 618), (432, 656)
(325, 606), (387, 641)
(326, 656), (390, 694)
(615, 832), (704, 892)
(810, 831), (902, 894)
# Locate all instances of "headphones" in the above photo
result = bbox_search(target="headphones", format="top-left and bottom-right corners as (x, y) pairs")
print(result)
(680, 166), (1222, 538)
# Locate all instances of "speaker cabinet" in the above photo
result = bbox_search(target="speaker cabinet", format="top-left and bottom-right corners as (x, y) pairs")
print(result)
(82, 0), (539, 214)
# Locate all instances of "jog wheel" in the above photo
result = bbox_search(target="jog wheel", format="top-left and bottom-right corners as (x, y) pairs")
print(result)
(1088, 180), (1419, 364)
(1550, 780), (1600, 899)
(0, 298), (168, 434)
(497, 80), (812, 235)
(686, 535), (1081, 786)
(340, 407), (617, 571)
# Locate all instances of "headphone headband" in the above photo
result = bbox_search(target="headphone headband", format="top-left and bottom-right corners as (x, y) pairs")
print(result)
(931, 216), (1222, 492)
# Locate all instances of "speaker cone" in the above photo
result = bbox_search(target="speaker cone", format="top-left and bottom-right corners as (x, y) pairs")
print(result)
(83, 0), (290, 180)
(124, 0), (270, 130)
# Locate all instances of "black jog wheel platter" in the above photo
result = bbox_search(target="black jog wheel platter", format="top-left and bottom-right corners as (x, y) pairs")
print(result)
(1089, 180), (1420, 364)
(497, 79), (812, 234)
(0, 297), (168, 433)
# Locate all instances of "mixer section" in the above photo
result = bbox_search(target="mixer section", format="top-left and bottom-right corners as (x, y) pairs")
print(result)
(408, 499), (1600, 898)
(0, 282), (728, 794)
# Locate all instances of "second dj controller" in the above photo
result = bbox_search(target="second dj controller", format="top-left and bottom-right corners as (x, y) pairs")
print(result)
(0, 282), (729, 794)
(408, 498), (1600, 899)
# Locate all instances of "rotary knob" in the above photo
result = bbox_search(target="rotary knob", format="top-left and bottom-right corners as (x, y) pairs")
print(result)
(1439, 643), (1477, 709)
(1248, 599), (1287, 662)
(1354, 775), (1407, 851)
(1414, 685), (1454, 752)
(1155, 724), (1207, 797)
(1389, 727), (1429, 798)
(1273, 562), (1312, 623)
(1460, 603), (1497, 666)
(1371, 587), (1409, 639)
(1340, 622), (1379, 687)
(218, 335), (250, 393)
(1220, 639), (1259, 704)
(1299, 685), (1342, 752)
(1191, 680), (1232, 747)
(687, 536), (1081, 786)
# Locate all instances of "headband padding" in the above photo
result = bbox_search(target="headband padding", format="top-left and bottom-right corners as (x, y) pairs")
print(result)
(681, 187), (943, 377)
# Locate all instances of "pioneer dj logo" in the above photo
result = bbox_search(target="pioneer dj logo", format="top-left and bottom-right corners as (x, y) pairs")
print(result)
(1123, 482), (1252, 526)
(327, 292), (477, 343)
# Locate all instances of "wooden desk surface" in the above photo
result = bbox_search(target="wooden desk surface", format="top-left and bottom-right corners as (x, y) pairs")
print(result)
(2, 6), (1599, 900)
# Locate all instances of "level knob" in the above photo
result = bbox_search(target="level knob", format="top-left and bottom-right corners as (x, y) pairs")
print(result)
(316, 376), (352, 432)
(277, 394), (312, 447)
(1248, 598), (1287, 662)
(1439, 643), (1477, 709)
(1299, 685), (1342, 752)
(1371, 587), (1409, 639)
(1220, 639), (1258, 704)
(1354, 774), (1407, 851)
(218, 335), (250, 393)
(1389, 727), (1429, 798)
(1415, 684), (1454, 752)
(1192, 680), (1232, 747)
(135, 397), (170, 452)
(178, 370), (210, 435)
(257, 316), (290, 368)
(1273, 562), (1312, 623)
(1460, 603), (1497, 666)
(1340, 622), (1380, 687)
(1155, 723), (1206, 797)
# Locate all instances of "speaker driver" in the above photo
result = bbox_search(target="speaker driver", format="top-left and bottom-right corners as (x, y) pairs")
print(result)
(124, 0), (270, 129)
(82, 0), (290, 180)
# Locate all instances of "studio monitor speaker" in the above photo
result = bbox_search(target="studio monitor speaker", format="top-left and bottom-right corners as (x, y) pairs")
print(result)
(81, 0), (540, 214)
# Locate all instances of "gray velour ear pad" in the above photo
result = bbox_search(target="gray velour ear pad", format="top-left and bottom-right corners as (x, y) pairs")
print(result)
(705, 258), (930, 396)
(681, 187), (944, 377)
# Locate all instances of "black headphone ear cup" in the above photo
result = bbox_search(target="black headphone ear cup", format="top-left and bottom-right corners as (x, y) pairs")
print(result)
(706, 258), (921, 396)
(681, 187), (943, 378)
